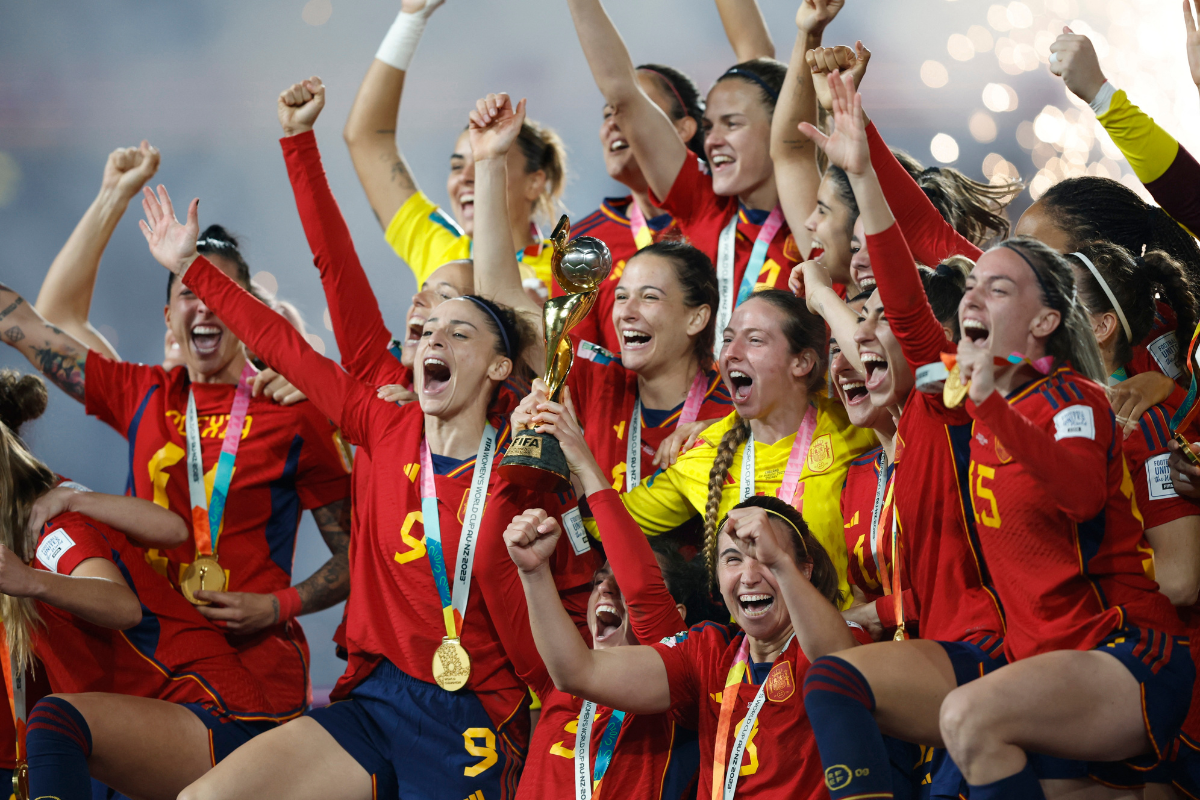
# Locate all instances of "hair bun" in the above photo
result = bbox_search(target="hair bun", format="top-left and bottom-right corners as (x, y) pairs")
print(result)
(198, 224), (240, 249)
(0, 370), (48, 433)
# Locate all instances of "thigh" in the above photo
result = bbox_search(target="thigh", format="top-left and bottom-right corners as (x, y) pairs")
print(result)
(948, 650), (1149, 762)
(835, 639), (959, 746)
(57, 693), (213, 800)
(180, 717), (373, 800)
(1041, 779), (1142, 800)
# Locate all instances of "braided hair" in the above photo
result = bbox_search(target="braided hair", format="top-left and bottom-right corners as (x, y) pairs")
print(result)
(1068, 242), (1197, 373)
(1039, 177), (1200, 286)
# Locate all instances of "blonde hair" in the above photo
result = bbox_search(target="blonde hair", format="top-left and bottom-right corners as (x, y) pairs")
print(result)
(515, 117), (568, 224)
(0, 370), (55, 674)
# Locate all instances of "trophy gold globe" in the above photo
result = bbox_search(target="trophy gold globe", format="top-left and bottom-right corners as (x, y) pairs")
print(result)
(498, 215), (612, 491)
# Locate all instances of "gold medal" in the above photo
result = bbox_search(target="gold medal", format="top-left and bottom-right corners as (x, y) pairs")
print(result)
(432, 637), (471, 692)
(181, 555), (227, 605)
(13, 760), (27, 800)
(943, 364), (969, 409)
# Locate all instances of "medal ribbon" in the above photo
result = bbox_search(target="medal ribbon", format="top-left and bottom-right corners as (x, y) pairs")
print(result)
(418, 425), (499, 637)
(626, 202), (655, 251)
(868, 453), (892, 576)
(1169, 321), (1200, 433)
(874, 483), (896, 596)
(713, 206), (785, 358)
(710, 633), (795, 800)
(574, 701), (627, 800)
(0, 628), (25, 777)
(739, 405), (818, 509)
(185, 363), (255, 558)
(890, 504), (906, 640)
(626, 371), (709, 492)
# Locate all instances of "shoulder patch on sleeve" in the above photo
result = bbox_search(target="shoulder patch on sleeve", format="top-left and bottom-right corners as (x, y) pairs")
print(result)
(1147, 333), (1183, 381)
(36, 529), (77, 574)
(1053, 405), (1096, 441)
(1147, 453), (1178, 500)
(427, 208), (465, 237)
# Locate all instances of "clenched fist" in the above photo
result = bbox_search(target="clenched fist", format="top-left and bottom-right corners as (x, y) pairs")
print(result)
(278, 77), (326, 137)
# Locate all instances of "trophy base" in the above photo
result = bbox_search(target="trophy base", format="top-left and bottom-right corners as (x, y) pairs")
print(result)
(498, 430), (571, 492)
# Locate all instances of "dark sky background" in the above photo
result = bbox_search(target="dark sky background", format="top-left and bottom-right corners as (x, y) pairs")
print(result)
(0, 0), (1133, 688)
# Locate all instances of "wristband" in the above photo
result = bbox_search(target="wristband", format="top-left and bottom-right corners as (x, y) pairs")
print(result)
(1089, 80), (1116, 117)
(375, 9), (432, 71)
(272, 586), (302, 622)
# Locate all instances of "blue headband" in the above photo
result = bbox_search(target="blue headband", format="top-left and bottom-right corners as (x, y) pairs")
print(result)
(463, 295), (513, 360)
(721, 67), (779, 102)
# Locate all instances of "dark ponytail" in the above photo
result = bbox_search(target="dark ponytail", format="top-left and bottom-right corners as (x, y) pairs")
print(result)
(917, 255), (973, 341)
(169, 224), (253, 301)
(889, 148), (1020, 246)
(637, 63), (706, 160)
(1069, 242), (1198, 373)
(1040, 177), (1200, 287)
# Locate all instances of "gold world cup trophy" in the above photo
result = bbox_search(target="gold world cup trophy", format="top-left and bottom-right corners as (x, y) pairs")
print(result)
(499, 215), (612, 491)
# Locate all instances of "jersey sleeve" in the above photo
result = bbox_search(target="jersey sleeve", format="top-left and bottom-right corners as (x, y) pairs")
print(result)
(33, 512), (113, 576)
(281, 132), (405, 386)
(866, 122), (982, 265)
(1098, 89), (1200, 238)
(1127, 411), (1200, 529)
(294, 406), (353, 510)
(621, 461), (701, 535)
(588, 489), (686, 643)
(968, 388), (1110, 521)
(866, 223), (956, 370)
(650, 622), (731, 728)
(384, 192), (471, 285)
(82, 351), (159, 437)
(649, 151), (725, 229)
(874, 588), (917, 629)
(183, 257), (383, 449)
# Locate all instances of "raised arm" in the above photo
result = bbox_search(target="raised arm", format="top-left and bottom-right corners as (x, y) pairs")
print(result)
(4, 545), (141, 630)
(343, 0), (442, 229)
(505, 511), (672, 713)
(137, 185), (377, 445)
(772, 1), (845, 261)
(716, 0), (775, 61)
(566, 0), (687, 201)
(1051, 30), (1200, 238)
(792, 259), (865, 372)
(468, 93), (546, 371)
(28, 487), (187, 549)
(35, 142), (160, 360)
(278, 78), (405, 385)
(800, 72), (952, 367)
(0, 284), (88, 403)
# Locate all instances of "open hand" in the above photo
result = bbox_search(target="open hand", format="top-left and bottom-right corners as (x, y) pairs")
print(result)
(789, 259), (835, 310)
(26, 486), (85, 540)
(138, 185), (200, 275)
(468, 92), (527, 162)
(504, 508), (561, 574)
(376, 383), (417, 405)
(252, 367), (307, 406)
(1108, 370), (1175, 439)
(1049, 28), (1106, 103)
(653, 419), (715, 469)
(796, 0), (845, 36)
(195, 590), (280, 634)
(278, 77), (326, 137)
(797, 70), (871, 176)
(101, 141), (161, 199)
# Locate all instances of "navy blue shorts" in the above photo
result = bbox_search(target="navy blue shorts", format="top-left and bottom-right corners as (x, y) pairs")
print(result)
(184, 703), (276, 765)
(1086, 626), (1194, 788)
(307, 660), (527, 800)
(920, 635), (1008, 798)
(1172, 736), (1200, 797)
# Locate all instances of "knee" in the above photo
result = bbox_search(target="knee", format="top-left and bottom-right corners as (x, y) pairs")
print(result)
(803, 655), (876, 713)
(939, 686), (991, 766)
(178, 773), (222, 800)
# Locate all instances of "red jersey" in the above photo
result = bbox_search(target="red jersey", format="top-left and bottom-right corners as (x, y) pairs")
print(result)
(476, 489), (695, 800)
(966, 369), (1182, 661)
(559, 197), (681, 352)
(868, 224), (1006, 643)
(183, 256), (595, 738)
(30, 510), (269, 717)
(1125, 400), (1200, 531)
(569, 347), (731, 493)
(652, 622), (873, 800)
(651, 152), (799, 297)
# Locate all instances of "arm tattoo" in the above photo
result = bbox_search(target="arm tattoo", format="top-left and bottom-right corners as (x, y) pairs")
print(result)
(33, 339), (85, 401)
(0, 296), (24, 324)
(4, 327), (23, 343)
(390, 158), (416, 192)
(295, 498), (351, 614)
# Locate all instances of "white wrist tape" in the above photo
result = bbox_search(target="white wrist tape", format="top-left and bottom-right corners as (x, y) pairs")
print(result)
(375, 10), (432, 71)
(1089, 81), (1116, 117)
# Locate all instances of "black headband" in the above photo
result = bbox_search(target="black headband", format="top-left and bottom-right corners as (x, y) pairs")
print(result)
(721, 67), (779, 102)
(462, 296), (513, 360)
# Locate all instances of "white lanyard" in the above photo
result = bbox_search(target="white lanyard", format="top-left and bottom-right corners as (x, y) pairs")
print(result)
(574, 700), (598, 800)
(737, 406), (818, 507)
(419, 424), (498, 622)
(713, 207), (784, 359)
(720, 634), (795, 800)
(868, 451), (889, 573)
(625, 372), (709, 493)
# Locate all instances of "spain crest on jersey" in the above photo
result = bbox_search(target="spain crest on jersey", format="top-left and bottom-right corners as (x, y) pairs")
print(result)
(806, 434), (834, 474)
(764, 659), (795, 702)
